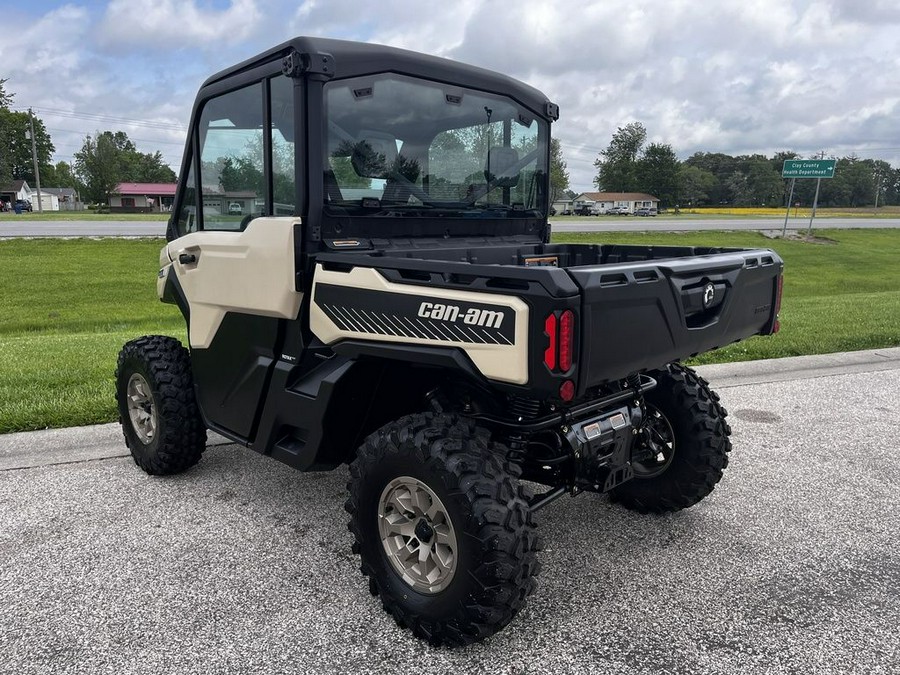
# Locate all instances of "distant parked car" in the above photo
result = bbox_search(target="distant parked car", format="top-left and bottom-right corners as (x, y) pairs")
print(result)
(634, 207), (657, 217)
(15, 199), (33, 213)
(228, 202), (243, 215)
(606, 206), (629, 215)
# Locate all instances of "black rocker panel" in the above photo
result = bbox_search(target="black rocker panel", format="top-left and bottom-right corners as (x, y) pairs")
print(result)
(190, 312), (282, 439)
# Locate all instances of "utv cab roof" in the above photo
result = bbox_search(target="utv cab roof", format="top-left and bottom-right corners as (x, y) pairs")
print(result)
(200, 36), (558, 120)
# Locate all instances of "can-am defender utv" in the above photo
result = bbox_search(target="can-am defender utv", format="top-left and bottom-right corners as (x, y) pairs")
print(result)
(116, 37), (783, 646)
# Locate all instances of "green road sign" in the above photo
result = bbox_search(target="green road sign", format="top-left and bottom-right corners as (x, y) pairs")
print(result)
(782, 159), (836, 179)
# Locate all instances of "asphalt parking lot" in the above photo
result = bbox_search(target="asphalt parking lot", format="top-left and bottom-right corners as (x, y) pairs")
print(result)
(1, 350), (899, 674)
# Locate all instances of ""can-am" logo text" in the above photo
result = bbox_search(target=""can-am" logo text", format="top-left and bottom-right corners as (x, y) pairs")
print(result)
(418, 302), (505, 329)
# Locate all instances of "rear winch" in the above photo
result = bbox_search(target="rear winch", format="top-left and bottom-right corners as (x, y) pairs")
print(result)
(566, 402), (644, 493)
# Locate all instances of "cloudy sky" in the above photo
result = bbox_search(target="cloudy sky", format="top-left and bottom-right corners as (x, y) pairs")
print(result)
(3, 0), (899, 191)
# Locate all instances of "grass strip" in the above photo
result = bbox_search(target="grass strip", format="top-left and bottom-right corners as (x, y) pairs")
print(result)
(0, 212), (169, 221)
(1, 230), (898, 432)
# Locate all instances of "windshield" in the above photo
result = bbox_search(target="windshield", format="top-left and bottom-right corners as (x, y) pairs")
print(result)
(323, 73), (548, 219)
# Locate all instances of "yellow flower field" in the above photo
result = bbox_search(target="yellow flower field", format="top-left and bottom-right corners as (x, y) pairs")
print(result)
(681, 206), (899, 218)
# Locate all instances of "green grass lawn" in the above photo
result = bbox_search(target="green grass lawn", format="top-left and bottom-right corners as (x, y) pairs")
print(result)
(556, 230), (900, 363)
(1, 230), (899, 433)
(0, 239), (185, 433)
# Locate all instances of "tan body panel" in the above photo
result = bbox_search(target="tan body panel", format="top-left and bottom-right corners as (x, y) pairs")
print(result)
(162, 218), (302, 348)
(309, 264), (530, 385)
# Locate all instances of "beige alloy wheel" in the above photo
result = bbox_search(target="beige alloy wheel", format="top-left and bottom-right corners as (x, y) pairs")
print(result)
(126, 372), (157, 444)
(377, 476), (458, 594)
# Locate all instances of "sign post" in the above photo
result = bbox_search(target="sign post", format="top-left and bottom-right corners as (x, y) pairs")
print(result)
(807, 178), (822, 236)
(781, 178), (796, 238)
(781, 159), (836, 236)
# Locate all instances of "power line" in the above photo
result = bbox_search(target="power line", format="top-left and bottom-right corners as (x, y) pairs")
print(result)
(12, 105), (187, 131)
(43, 127), (187, 147)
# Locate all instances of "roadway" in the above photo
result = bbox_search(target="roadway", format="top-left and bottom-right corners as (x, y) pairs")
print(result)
(551, 216), (900, 233)
(0, 221), (167, 238)
(1, 349), (898, 674)
(1, 217), (899, 238)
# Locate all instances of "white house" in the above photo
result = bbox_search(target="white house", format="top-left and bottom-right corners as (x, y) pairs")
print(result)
(573, 192), (660, 214)
(1, 180), (32, 204)
(31, 191), (59, 211)
(551, 199), (574, 214)
(42, 187), (81, 211)
(0, 180), (60, 210)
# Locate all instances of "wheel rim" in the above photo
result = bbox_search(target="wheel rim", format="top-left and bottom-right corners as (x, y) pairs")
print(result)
(126, 373), (157, 444)
(633, 406), (676, 478)
(377, 476), (458, 594)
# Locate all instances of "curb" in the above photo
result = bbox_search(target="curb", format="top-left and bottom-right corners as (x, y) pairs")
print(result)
(694, 346), (900, 388)
(1, 347), (898, 472)
(0, 425), (231, 472)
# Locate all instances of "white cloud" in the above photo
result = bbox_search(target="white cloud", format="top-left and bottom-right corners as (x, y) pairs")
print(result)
(98, 0), (262, 49)
(289, 0), (481, 54)
(0, 4), (90, 79)
(434, 0), (900, 188)
(6, 0), (900, 189)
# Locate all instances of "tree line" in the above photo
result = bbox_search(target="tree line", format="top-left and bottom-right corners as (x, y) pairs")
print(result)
(0, 79), (175, 204)
(5, 75), (895, 211)
(592, 122), (899, 209)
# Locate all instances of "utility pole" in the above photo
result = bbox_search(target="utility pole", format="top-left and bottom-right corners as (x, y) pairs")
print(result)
(27, 108), (43, 214)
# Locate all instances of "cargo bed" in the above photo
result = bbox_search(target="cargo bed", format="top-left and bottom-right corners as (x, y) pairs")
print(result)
(318, 240), (783, 393)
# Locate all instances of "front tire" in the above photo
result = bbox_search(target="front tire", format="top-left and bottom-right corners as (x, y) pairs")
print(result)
(115, 335), (207, 475)
(610, 363), (732, 513)
(345, 413), (541, 646)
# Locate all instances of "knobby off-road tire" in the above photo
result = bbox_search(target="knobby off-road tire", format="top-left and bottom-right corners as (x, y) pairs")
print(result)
(611, 363), (732, 514)
(345, 413), (542, 647)
(115, 335), (207, 475)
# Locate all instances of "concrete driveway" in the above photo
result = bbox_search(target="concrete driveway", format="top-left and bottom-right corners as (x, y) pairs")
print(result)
(1, 349), (899, 674)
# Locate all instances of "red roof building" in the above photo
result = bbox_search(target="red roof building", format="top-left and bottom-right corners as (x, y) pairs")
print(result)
(115, 182), (177, 196)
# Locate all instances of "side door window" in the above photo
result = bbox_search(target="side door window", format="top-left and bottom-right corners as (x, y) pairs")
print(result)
(198, 82), (265, 230)
(174, 154), (198, 236)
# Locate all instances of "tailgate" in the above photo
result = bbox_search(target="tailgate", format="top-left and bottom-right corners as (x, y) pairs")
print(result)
(568, 249), (782, 388)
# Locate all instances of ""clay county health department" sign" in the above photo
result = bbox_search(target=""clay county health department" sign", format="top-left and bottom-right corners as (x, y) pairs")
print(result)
(781, 159), (836, 179)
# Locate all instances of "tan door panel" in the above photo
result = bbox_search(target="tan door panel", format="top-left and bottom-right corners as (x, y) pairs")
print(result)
(166, 218), (302, 348)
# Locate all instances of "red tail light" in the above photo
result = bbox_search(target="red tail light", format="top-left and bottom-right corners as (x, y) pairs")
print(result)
(543, 313), (557, 370)
(544, 310), (577, 402)
(559, 310), (574, 371)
